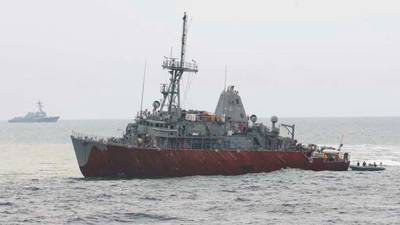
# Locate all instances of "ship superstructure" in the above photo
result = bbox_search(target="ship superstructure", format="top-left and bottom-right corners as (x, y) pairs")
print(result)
(9, 101), (59, 123)
(71, 13), (349, 178)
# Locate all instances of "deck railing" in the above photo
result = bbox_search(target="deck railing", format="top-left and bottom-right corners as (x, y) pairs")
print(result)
(162, 57), (198, 73)
(71, 130), (120, 144)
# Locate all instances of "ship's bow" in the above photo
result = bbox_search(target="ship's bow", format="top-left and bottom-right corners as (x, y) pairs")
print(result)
(70, 135), (107, 177)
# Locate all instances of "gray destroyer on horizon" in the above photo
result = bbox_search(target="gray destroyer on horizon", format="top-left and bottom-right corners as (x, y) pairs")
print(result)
(8, 101), (59, 123)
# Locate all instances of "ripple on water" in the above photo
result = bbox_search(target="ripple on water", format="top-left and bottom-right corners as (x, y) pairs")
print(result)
(235, 197), (250, 202)
(96, 193), (112, 198)
(0, 202), (13, 206)
(65, 215), (91, 225)
(111, 212), (182, 223)
(23, 186), (40, 191)
(140, 196), (162, 201)
(221, 189), (237, 193)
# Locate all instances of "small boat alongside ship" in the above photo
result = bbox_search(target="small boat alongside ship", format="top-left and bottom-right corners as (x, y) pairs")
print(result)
(71, 13), (350, 178)
(350, 166), (385, 171)
(350, 162), (386, 171)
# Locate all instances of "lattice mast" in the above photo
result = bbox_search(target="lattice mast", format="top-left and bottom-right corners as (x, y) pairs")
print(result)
(160, 12), (198, 114)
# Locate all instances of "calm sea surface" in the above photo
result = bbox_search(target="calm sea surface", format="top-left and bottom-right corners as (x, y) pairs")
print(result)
(0, 118), (399, 224)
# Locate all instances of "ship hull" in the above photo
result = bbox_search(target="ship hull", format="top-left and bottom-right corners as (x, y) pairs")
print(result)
(71, 137), (349, 178)
(8, 116), (59, 123)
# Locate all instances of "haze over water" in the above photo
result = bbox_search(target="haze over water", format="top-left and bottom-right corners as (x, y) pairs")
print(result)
(0, 118), (399, 224)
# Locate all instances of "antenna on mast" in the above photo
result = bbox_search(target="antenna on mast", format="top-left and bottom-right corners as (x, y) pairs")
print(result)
(160, 12), (198, 114)
(37, 101), (43, 112)
(224, 64), (227, 91)
(222, 64), (228, 115)
(180, 12), (188, 66)
(338, 134), (344, 151)
(139, 60), (147, 117)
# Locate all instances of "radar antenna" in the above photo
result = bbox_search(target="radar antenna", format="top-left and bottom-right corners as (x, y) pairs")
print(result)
(160, 12), (198, 114)
(338, 134), (344, 151)
(139, 60), (147, 118)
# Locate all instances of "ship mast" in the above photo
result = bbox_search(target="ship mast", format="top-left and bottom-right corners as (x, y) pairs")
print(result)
(37, 101), (43, 112)
(160, 12), (198, 114)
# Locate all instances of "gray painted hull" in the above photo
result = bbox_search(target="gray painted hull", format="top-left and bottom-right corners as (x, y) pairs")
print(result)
(8, 116), (60, 123)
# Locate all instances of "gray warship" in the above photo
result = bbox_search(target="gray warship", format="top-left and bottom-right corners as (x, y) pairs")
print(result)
(9, 101), (59, 123)
(71, 12), (350, 178)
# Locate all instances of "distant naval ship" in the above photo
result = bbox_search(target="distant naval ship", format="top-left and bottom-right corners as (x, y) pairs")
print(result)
(8, 101), (59, 123)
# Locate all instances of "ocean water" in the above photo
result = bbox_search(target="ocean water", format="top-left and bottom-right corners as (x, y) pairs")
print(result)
(0, 118), (399, 225)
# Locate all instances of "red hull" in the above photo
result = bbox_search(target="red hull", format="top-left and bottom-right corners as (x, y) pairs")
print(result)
(78, 144), (349, 178)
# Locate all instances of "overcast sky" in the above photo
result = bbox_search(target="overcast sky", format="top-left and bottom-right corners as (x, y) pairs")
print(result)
(0, 0), (399, 119)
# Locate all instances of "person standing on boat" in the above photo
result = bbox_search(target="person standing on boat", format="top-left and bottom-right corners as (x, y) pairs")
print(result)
(357, 162), (360, 166)
(363, 161), (366, 167)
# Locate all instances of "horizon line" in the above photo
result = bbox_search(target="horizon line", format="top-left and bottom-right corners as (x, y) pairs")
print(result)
(1, 115), (400, 121)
